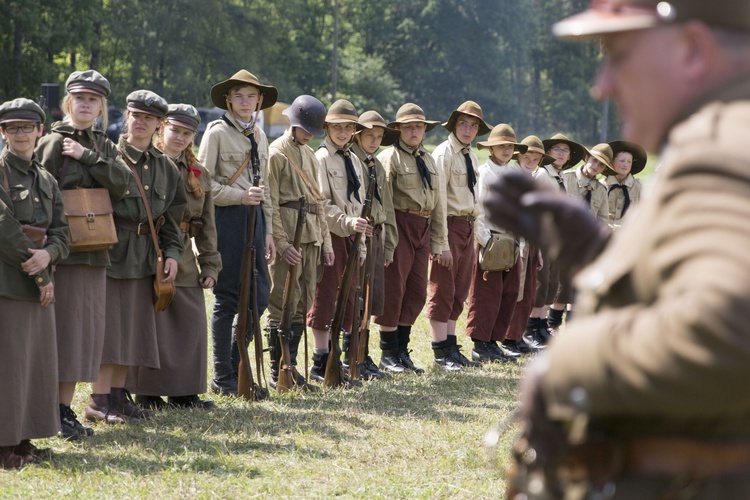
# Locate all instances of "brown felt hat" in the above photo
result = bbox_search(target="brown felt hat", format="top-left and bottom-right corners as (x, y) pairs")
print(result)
(542, 133), (586, 170)
(325, 99), (362, 128)
(66, 70), (111, 98)
(166, 103), (200, 132)
(476, 124), (527, 153)
(608, 140), (648, 176)
(387, 103), (440, 132)
(586, 143), (615, 172)
(554, 0), (750, 40)
(0, 98), (45, 124)
(442, 100), (493, 137)
(126, 90), (168, 118)
(513, 135), (556, 166)
(210, 69), (278, 110)
(357, 110), (400, 147)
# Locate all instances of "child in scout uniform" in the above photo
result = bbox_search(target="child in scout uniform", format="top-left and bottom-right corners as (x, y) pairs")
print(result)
(465, 124), (527, 362)
(563, 143), (612, 225)
(426, 101), (492, 371)
(35, 70), (133, 439)
(350, 110), (399, 380)
(197, 70), (277, 396)
(267, 95), (333, 390)
(128, 104), (221, 409)
(0, 98), (69, 468)
(530, 133), (585, 341)
(502, 135), (554, 355)
(307, 99), (369, 383)
(374, 103), (446, 374)
(86, 90), (185, 424)
(602, 140), (647, 228)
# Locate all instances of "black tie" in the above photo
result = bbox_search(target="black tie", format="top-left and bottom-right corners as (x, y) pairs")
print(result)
(337, 149), (361, 202)
(608, 184), (631, 217)
(460, 147), (477, 199)
(555, 175), (566, 192)
(365, 157), (382, 204)
(243, 127), (260, 175)
(395, 142), (432, 190)
(584, 185), (593, 206)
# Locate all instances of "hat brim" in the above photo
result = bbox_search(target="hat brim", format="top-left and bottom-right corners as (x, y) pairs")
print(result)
(356, 124), (401, 147)
(553, 9), (660, 40)
(442, 110), (493, 137)
(166, 117), (199, 133)
(587, 150), (614, 172)
(67, 83), (109, 98)
(542, 138), (586, 170)
(607, 140), (648, 176)
(210, 79), (278, 110)
(387, 119), (440, 132)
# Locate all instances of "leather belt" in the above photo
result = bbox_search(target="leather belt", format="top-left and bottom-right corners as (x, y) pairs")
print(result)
(280, 200), (319, 215)
(398, 208), (431, 217)
(114, 216), (152, 235)
(447, 214), (475, 222)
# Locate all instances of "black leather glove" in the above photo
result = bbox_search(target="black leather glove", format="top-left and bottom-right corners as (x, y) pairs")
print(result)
(482, 170), (610, 278)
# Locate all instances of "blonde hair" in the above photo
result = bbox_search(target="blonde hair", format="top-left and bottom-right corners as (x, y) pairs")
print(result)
(155, 122), (204, 200)
(62, 93), (108, 130)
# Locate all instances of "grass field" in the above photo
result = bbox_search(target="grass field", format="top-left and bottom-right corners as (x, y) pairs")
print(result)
(0, 292), (524, 499)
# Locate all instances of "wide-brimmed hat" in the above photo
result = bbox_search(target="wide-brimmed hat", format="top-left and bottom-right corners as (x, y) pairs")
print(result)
(387, 103), (440, 132)
(476, 124), (528, 153)
(553, 0), (750, 41)
(210, 70), (278, 110)
(357, 110), (400, 147)
(126, 90), (168, 118)
(514, 135), (556, 166)
(586, 143), (615, 172)
(608, 140), (648, 176)
(325, 99), (362, 129)
(542, 133), (586, 169)
(0, 98), (45, 124)
(442, 100), (492, 137)
(166, 104), (200, 133)
(66, 70), (111, 98)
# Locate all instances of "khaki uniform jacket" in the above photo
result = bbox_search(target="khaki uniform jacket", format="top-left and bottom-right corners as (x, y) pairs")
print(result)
(563, 167), (609, 225)
(171, 155), (222, 287)
(475, 158), (515, 247)
(35, 122), (133, 267)
(0, 149), (69, 299)
(109, 138), (186, 279)
(602, 173), (642, 226)
(197, 112), (272, 235)
(351, 142), (398, 261)
(433, 133), (480, 252)
(268, 131), (332, 257)
(378, 140), (446, 254)
(542, 73), (750, 436)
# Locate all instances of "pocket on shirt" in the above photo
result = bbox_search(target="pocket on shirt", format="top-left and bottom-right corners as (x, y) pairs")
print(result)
(328, 167), (346, 191)
(396, 167), (421, 191)
(451, 166), (468, 187)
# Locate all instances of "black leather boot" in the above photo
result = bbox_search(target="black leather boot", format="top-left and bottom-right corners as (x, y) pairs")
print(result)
(535, 317), (553, 344)
(267, 325), (281, 390)
(379, 329), (406, 373)
(397, 325), (424, 374)
(433, 339), (463, 372)
(547, 308), (564, 335)
(309, 351), (328, 383)
(448, 335), (481, 368)
(210, 362), (238, 396)
(289, 323), (308, 386)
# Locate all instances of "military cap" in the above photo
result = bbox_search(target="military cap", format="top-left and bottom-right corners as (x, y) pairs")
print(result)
(514, 135), (556, 166)
(126, 90), (168, 118)
(388, 103), (440, 132)
(210, 69), (278, 110)
(442, 101), (493, 137)
(608, 140), (648, 175)
(65, 70), (111, 98)
(477, 124), (528, 152)
(0, 98), (45, 125)
(586, 143), (615, 171)
(542, 133), (586, 169)
(554, 0), (750, 40)
(357, 110), (401, 147)
(165, 104), (200, 132)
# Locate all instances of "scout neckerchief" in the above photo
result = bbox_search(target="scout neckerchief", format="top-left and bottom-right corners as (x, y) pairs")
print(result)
(608, 183), (631, 217)
(459, 146), (477, 199)
(221, 114), (260, 185)
(319, 142), (362, 203)
(362, 155), (382, 204)
(394, 141), (432, 190)
(543, 164), (566, 192)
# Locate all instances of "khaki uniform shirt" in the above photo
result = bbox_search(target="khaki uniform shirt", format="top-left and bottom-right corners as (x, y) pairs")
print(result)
(197, 112), (272, 234)
(108, 138), (186, 279)
(475, 158), (515, 247)
(563, 166), (609, 225)
(0, 149), (69, 299)
(378, 139), (446, 254)
(316, 138), (367, 237)
(35, 122), (133, 267)
(534, 164), (566, 191)
(268, 130), (332, 257)
(542, 73), (750, 436)
(602, 173), (642, 227)
(172, 155), (222, 287)
(351, 142), (398, 261)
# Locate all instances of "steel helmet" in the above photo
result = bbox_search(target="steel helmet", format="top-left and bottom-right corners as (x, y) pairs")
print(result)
(283, 95), (327, 137)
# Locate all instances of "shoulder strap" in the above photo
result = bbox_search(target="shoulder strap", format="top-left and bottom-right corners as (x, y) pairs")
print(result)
(117, 147), (164, 255)
(226, 151), (251, 187)
(278, 150), (324, 202)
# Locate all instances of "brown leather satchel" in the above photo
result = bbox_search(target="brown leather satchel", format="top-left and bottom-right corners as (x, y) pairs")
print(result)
(61, 188), (118, 252)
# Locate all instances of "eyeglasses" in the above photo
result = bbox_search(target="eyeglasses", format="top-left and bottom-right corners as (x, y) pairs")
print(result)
(550, 147), (570, 154)
(3, 124), (37, 134)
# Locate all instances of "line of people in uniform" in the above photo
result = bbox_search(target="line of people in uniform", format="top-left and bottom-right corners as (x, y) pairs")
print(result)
(0, 67), (645, 469)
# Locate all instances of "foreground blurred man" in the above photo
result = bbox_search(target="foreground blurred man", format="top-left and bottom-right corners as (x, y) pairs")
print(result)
(484, 1), (750, 498)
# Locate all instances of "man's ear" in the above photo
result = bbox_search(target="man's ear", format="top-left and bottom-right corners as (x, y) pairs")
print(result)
(680, 21), (720, 82)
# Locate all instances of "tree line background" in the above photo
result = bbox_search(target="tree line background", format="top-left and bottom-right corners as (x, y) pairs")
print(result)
(0, 0), (617, 145)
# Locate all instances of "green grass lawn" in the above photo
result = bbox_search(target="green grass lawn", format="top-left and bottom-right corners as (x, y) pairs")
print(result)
(1, 291), (523, 498)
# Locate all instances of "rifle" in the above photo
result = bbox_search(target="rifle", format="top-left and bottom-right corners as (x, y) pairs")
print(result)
(276, 196), (308, 393)
(323, 167), (376, 387)
(352, 230), (374, 380)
